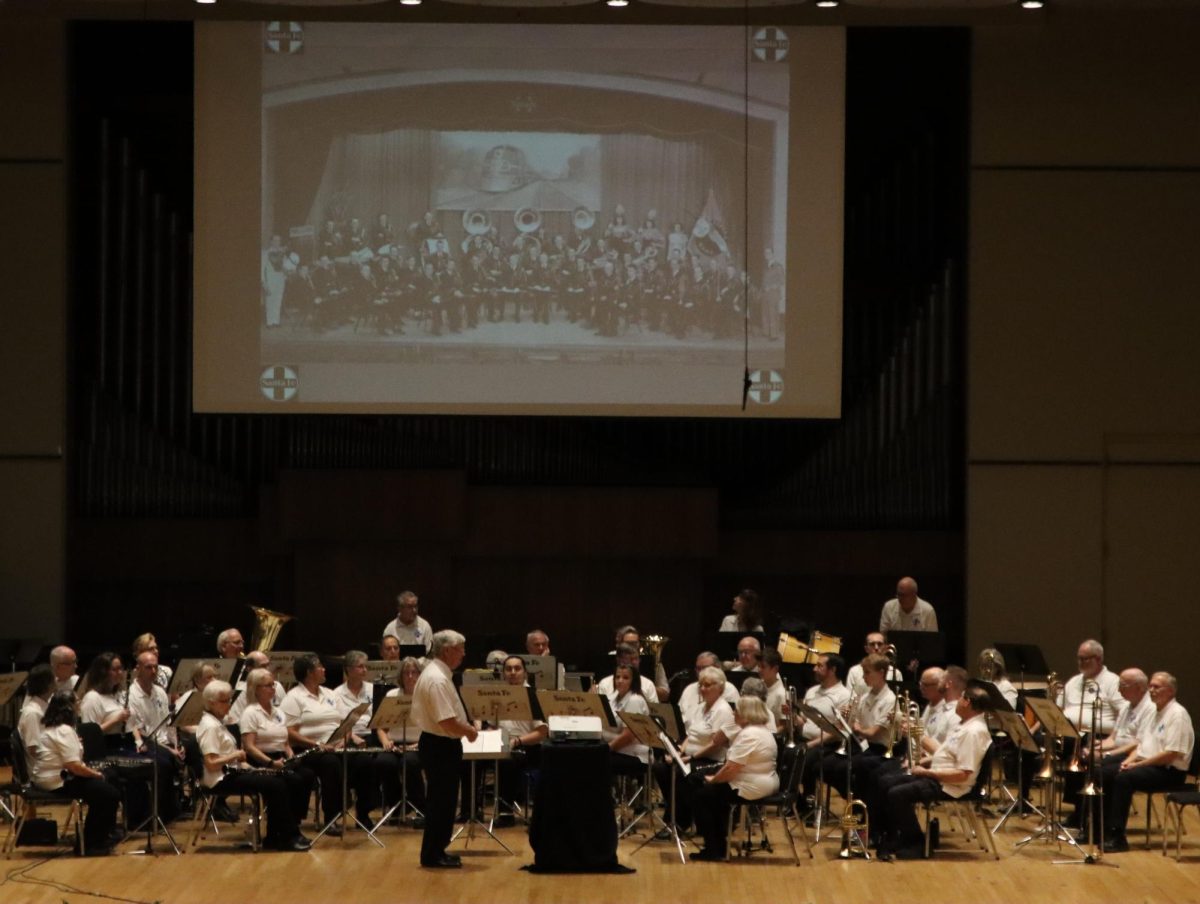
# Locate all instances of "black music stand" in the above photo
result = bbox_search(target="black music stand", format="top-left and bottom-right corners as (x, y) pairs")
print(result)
(369, 694), (422, 831)
(985, 701), (1046, 833)
(888, 630), (945, 675)
(128, 706), (184, 856)
(799, 701), (861, 847)
(1016, 696), (1082, 856)
(619, 712), (687, 863)
(311, 702), (382, 848)
(993, 642), (1050, 692)
(452, 730), (513, 854)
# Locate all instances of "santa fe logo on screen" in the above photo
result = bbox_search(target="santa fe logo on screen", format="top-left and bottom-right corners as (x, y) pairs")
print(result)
(260, 365), (299, 402)
(748, 370), (784, 405)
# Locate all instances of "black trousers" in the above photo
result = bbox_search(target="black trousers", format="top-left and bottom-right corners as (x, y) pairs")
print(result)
(878, 771), (946, 846)
(419, 732), (463, 865)
(693, 781), (740, 855)
(307, 750), (377, 824)
(60, 776), (121, 851)
(218, 769), (310, 844)
(1105, 763), (1186, 837)
(653, 757), (717, 830)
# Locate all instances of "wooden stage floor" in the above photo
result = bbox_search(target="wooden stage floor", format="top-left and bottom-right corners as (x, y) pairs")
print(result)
(4, 803), (1200, 904)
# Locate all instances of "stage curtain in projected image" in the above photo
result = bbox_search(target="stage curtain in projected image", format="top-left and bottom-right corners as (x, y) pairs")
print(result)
(305, 130), (435, 231)
(599, 134), (745, 259)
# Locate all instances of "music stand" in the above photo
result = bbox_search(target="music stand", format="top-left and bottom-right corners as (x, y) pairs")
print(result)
(521, 654), (557, 690)
(1016, 696), (1082, 856)
(369, 694), (422, 830)
(0, 671), (28, 707)
(453, 729), (513, 854)
(128, 704), (185, 856)
(535, 690), (617, 730)
(798, 702), (861, 845)
(993, 643), (1050, 692)
(618, 711), (687, 862)
(364, 660), (401, 685)
(311, 702), (382, 848)
(648, 702), (685, 743)
(265, 651), (303, 688)
(988, 706), (1046, 833)
(460, 685), (538, 851)
(888, 630), (945, 674)
(398, 644), (426, 660)
(167, 659), (236, 697)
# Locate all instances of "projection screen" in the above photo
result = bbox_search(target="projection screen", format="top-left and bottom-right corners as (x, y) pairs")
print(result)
(194, 22), (844, 417)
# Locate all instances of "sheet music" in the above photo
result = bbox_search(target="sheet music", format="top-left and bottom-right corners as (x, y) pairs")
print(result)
(658, 731), (691, 776)
(462, 728), (504, 755)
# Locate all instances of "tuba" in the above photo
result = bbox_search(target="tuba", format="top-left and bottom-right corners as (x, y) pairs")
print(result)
(248, 606), (293, 654)
(513, 207), (542, 255)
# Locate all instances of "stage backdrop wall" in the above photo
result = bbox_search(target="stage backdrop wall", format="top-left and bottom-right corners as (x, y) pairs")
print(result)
(967, 18), (1200, 698)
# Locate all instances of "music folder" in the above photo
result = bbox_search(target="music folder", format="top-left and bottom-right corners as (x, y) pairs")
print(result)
(460, 683), (543, 726)
(1025, 695), (1079, 741)
(168, 658), (238, 697)
(324, 702), (370, 748)
(968, 678), (1014, 714)
(618, 710), (670, 752)
(535, 689), (616, 729)
(648, 701), (685, 743)
(992, 708), (1041, 755)
(364, 660), (402, 685)
(369, 693), (412, 732)
(265, 651), (304, 687)
(0, 671), (28, 707)
(521, 654), (558, 690)
(173, 687), (209, 729)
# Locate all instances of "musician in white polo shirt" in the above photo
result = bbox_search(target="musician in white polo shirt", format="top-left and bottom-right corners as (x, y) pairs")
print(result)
(412, 629), (477, 869)
(382, 590), (433, 653)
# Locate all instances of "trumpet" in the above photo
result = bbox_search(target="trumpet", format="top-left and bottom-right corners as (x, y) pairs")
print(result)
(835, 692), (866, 756)
(904, 691), (923, 770)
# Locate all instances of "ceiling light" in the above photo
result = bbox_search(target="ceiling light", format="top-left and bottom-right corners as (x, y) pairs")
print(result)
(815, 0), (840, 7)
(606, 0), (630, 6)
(400, 0), (422, 5)
(1020, 0), (1045, 8)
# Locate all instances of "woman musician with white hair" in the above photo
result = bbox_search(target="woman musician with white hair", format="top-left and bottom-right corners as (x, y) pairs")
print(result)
(196, 680), (311, 851)
(690, 695), (780, 861)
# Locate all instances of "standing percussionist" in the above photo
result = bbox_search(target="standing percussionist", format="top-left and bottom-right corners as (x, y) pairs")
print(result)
(879, 576), (938, 633)
(413, 630), (477, 869)
(382, 590), (433, 654)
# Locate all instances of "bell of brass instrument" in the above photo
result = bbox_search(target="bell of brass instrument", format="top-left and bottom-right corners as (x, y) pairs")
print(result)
(1066, 678), (1095, 773)
(783, 678), (799, 750)
(1034, 671), (1059, 780)
(248, 606), (294, 654)
(640, 634), (669, 677)
(904, 691), (923, 769)
(838, 794), (871, 859)
(980, 648), (998, 682)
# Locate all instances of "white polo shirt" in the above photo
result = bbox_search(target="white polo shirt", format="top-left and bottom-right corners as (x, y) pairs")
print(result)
(412, 658), (467, 738)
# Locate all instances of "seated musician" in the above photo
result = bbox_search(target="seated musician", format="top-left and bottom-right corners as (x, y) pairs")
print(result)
(598, 643), (659, 701)
(380, 634), (402, 662)
(738, 678), (778, 733)
(844, 633), (900, 697)
(796, 653), (850, 806)
(18, 663), (55, 775)
(381, 590), (433, 654)
(494, 655), (549, 826)
(131, 634), (173, 691)
(1056, 639), (1123, 738)
(376, 657), (426, 824)
(976, 647), (1019, 708)
(655, 665), (736, 832)
(605, 626), (669, 701)
(280, 653), (361, 835)
(79, 652), (131, 742)
(691, 696), (779, 861)
(757, 649), (788, 733)
(197, 681), (311, 851)
(1100, 671), (1194, 852)
(228, 650), (284, 727)
(678, 652), (740, 713)
(729, 636), (762, 673)
(525, 628), (565, 689)
(820, 653), (896, 801)
(216, 628), (245, 660)
(1066, 667), (1153, 829)
(50, 645), (79, 695)
(873, 686), (992, 859)
(127, 650), (184, 822)
(602, 663), (651, 778)
(32, 692), (123, 855)
(332, 649), (381, 825)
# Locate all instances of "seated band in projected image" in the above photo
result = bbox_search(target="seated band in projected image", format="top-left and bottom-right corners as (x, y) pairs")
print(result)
(261, 201), (781, 350)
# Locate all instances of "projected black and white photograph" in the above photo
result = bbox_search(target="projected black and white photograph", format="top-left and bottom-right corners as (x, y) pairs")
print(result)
(256, 23), (790, 396)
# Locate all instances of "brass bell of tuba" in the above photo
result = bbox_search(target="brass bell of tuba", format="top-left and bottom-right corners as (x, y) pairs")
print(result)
(248, 606), (293, 654)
